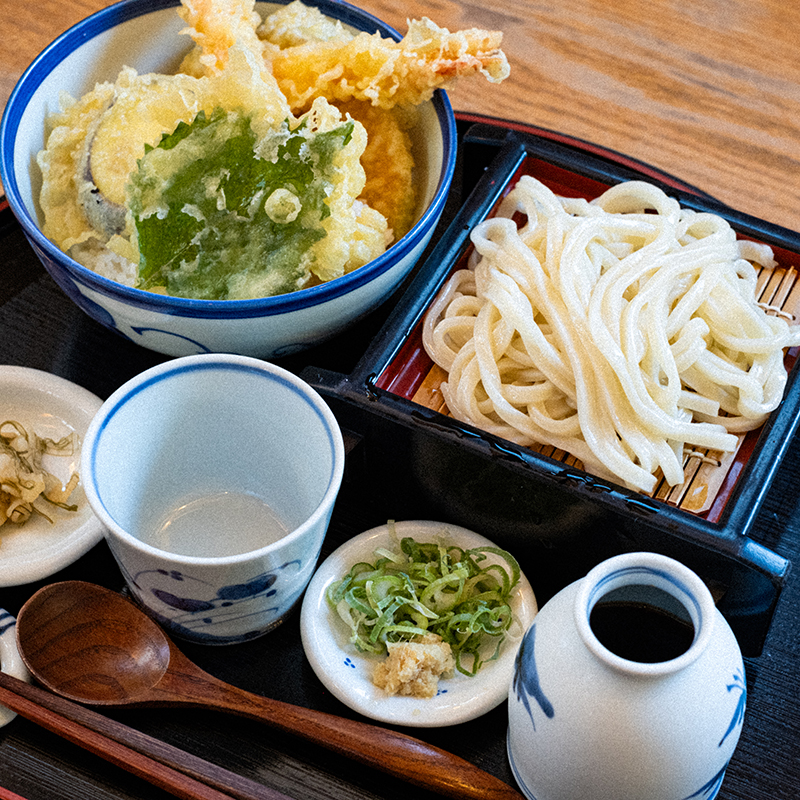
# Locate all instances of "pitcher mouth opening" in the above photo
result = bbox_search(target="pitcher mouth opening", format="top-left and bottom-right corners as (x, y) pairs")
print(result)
(575, 552), (715, 675)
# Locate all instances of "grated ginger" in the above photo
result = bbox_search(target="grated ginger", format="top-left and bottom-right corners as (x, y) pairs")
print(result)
(372, 633), (455, 699)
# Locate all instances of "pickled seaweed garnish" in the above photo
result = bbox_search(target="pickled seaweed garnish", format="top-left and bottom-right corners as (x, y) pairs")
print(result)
(327, 528), (521, 676)
(0, 421), (79, 528)
(129, 107), (354, 300)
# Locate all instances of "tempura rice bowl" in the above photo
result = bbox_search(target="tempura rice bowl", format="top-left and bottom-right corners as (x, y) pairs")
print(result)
(0, 0), (456, 358)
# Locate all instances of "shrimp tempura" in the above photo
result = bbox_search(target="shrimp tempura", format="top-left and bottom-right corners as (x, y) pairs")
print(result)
(179, 0), (510, 111)
(175, 0), (510, 239)
(261, 13), (510, 111)
(178, 0), (266, 74)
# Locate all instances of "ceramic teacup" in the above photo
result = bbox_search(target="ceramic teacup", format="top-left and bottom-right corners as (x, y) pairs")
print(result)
(82, 353), (345, 644)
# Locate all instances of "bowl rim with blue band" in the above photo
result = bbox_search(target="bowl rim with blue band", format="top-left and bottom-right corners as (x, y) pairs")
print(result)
(0, 0), (457, 358)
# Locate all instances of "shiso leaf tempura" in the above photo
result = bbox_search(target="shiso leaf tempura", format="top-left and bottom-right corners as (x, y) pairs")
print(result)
(327, 528), (521, 676)
(130, 108), (358, 299)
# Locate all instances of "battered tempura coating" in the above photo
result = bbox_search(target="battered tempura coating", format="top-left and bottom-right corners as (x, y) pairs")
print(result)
(181, 0), (510, 110)
(337, 99), (417, 243)
(38, 45), (387, 296)
(38, 0), (510, 298)
(177, 0), (267, 74)
(263, 12), (510, 111)
(179, 0), (510, 238)
(256, 0), (352, 48)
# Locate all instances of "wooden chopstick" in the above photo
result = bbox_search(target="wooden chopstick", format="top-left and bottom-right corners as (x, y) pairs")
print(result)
(0, 786), (30, 800)
(0, 672), (290, 800)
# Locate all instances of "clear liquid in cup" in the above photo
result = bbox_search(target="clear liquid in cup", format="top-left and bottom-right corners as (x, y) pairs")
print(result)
(142, 491), (290, 557)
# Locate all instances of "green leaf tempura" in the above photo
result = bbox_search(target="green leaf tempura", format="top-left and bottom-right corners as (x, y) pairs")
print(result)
(128, 108), (354, 300)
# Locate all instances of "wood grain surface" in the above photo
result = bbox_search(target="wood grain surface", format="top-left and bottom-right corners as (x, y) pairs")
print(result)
(2, 0), (799, 230)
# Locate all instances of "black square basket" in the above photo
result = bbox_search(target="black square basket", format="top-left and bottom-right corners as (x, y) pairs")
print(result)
(303, 124), (800, 656)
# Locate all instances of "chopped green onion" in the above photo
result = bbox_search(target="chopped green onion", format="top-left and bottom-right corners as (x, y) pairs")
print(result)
(327, 528), (521, 676)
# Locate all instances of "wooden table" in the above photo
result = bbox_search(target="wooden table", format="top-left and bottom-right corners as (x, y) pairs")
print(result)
(1, 1), (800, 799)
(3, 0), (800, 230)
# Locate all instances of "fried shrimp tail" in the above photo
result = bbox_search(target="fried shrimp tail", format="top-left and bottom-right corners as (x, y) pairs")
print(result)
(176, 0), (510, 237)
(262, 14), (510, 111)
(178, 0), (266, 74)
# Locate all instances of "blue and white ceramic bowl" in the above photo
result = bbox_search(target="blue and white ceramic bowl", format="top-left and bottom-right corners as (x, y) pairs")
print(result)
(0, 0), (456, 359)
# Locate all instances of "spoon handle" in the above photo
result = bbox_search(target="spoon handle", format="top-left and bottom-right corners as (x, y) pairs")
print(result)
(159, 648), (523, 800)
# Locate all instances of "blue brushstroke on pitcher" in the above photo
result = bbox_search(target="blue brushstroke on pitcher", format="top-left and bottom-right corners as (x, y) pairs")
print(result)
(719, 669), (746, 747)
(512, 624), (554, 729)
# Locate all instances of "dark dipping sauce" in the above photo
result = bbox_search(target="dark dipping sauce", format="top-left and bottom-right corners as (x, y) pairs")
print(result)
(590, 601), (696, 663)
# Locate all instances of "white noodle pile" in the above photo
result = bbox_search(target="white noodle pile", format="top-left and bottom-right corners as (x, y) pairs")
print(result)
(422, 176), (800, 493)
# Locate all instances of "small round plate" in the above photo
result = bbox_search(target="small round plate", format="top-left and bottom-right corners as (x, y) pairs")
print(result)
(0, 366), (104, 587)
(300, 520), (538, 727)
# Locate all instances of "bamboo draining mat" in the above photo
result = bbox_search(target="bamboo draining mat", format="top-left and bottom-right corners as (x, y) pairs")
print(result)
(411, 261), (800, 515)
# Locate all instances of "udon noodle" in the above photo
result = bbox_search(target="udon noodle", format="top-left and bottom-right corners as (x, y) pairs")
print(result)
(423, 176), (800, 493)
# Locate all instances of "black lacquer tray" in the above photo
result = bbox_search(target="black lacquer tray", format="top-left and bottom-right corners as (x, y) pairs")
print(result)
(2, 114), (800, 800)
(302, 120), (800, 657)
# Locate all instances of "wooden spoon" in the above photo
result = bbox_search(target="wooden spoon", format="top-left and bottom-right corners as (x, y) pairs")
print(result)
(15, 581), (523, 800)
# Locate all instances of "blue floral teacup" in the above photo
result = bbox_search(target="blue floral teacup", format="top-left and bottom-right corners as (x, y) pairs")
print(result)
(82, 354), (345, 644)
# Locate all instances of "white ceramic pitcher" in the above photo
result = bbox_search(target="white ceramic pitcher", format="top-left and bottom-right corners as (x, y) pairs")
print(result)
(507, 551), (746, 800)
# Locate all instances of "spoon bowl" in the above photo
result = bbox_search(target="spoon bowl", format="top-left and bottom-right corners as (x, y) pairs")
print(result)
(16, 581), (523, 800)
(18, 581), (171, 704)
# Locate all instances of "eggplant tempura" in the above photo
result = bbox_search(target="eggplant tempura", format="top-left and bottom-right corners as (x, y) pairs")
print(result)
(37, 0), (509, 300)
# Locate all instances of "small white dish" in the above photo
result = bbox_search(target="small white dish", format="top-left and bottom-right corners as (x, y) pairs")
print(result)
(0, 366), (104, 586)
(301, 519), (538, 727)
